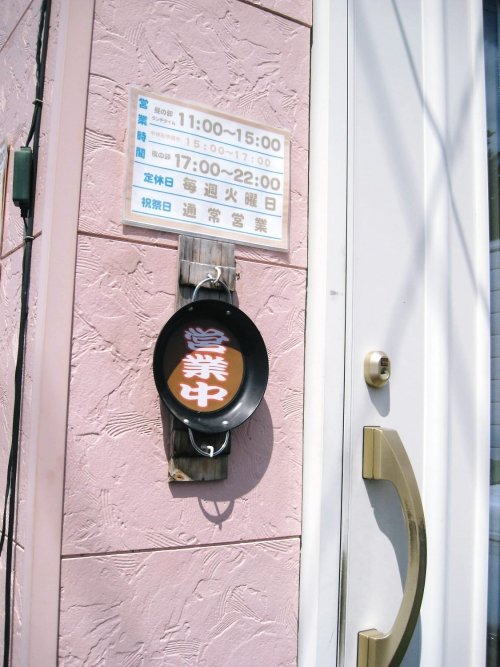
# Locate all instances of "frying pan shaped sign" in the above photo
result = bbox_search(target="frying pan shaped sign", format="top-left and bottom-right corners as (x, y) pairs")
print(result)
(153, 298), (269, 448)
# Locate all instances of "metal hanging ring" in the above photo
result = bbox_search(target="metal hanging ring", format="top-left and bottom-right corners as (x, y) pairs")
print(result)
(192, 267), (232, 303)
(188, 428), (230, 458)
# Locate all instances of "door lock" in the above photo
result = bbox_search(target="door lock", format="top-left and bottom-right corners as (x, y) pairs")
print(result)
(364, 351), (391, 387)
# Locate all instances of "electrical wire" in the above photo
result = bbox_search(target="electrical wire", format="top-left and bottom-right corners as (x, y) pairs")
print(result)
(1, 1), (51, 664)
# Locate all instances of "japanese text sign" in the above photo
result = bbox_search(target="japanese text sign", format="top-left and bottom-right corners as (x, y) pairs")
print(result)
(164, 319), (244, 413)
(124, 88), (290, 250)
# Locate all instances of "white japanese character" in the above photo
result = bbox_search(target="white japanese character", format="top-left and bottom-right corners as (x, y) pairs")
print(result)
(182, 353), (228, 381)
(180, 382), (228, 408)
(184, 327), (229, 350)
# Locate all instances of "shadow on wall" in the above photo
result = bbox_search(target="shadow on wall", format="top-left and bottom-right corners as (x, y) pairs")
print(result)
(160, 399), (274, 528)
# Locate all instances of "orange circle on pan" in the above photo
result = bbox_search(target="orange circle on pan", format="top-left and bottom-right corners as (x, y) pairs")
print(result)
(166, 326), (244, 413)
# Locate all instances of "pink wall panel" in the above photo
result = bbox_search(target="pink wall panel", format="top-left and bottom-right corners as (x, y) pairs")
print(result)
(0, 0), (310, 656)
(59, 539), (299, 666)
(59, 0), (309, 660)
(63, 235), (304, 553)
(79, 0), (309, 267)
(0, 0), (33, 50)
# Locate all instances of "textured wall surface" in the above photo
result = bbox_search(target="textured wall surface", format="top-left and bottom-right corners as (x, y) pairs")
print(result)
(51, 0), (311, 664)
(63, 237), (304, 554)
(0, 1), (34, 50)
(60, 539), (299, 666)
(79, 0), (310, 268)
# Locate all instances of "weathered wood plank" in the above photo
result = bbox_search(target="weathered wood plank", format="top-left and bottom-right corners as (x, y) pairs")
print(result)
(167, 235), (236, 482)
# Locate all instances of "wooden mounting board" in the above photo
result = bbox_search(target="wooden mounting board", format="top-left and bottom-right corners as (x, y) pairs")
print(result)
(168, 235), (236, 482)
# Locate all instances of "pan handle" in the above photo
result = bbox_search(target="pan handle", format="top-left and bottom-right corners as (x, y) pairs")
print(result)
(188, 428), (230, 458)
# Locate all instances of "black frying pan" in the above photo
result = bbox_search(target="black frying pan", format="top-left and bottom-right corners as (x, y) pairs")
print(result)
(153, 299), (269, 434)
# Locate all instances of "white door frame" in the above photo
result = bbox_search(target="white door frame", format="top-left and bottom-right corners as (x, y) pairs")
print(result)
(299, 0), (491, 664)
(299, 0), (348, 664)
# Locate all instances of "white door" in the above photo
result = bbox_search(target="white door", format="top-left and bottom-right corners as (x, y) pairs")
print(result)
(341, 0), (428, 663)
(300, 1), (491, 666)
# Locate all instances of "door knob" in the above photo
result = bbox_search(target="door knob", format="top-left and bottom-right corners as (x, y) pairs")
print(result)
(364, 351), (391, 387)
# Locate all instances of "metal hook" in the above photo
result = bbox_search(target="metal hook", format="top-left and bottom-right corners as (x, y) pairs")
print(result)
(192, 269), (232, 303)
(207, 265), (222, 284)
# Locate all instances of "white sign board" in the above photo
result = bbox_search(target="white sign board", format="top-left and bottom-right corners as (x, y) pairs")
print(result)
(124, 88), (290, 251)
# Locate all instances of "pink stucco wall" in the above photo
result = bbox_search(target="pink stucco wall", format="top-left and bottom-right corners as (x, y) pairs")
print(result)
(2, 0), (310, 664)
(60, 539), (300, 665)
(61, 1), (310, 664)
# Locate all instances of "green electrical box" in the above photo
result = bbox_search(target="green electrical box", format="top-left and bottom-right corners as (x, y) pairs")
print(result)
(12, 146), (33, 213)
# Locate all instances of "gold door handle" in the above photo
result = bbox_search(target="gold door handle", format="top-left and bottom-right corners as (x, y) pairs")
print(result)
(358, 427), (427, 667)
